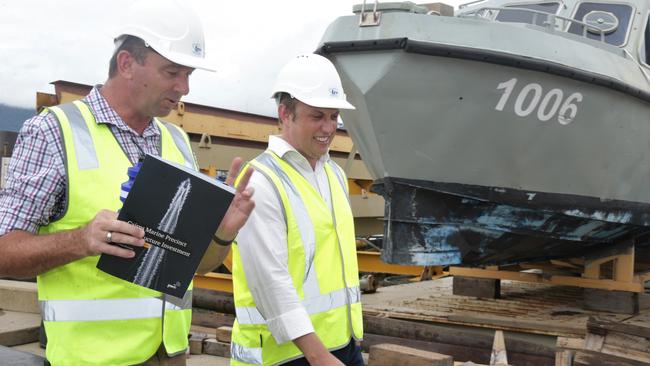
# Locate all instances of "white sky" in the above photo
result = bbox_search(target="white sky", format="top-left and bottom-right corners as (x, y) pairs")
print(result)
(0, 0), (464, 117)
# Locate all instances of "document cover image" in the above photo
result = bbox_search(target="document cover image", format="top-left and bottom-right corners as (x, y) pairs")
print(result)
(97, 154), (235, 298)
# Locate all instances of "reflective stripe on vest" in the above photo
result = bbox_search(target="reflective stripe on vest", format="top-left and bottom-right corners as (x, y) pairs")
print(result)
(159, 120), (195, 169)
(57, 102), (99, 170)
(231, 342), (263, 365)
(326, 160), (349, 200)
(40, 291), (193, 322)
(235, 286), (360, 325)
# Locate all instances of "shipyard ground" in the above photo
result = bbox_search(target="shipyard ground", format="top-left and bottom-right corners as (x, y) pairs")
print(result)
(4, 277), (649, 365)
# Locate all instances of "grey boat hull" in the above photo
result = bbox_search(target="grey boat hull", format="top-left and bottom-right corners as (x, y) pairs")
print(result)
(319, 13), (650, 265)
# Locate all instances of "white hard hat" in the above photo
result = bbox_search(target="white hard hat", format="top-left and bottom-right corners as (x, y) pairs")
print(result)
(271, 54), (355, 110)
(113, 0), (215, 72)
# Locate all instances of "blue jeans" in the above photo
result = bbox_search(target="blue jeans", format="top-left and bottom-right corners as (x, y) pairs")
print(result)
(281, 338), (364, 366)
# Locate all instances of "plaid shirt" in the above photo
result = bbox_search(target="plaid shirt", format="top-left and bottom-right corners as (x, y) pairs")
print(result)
(0, 86), (163, 235)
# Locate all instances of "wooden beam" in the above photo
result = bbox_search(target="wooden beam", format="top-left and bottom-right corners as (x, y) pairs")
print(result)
(574, 350), (649, 366)
(362, 333), (553, 366)
(193, 272), (233, 293)
(614, 246), (635, 283)
(191, 308), (235, 329)
(362, 314), (557, 357)
(189, 335), (204, 355)
(555, 337), (585, 351)
(0, 280), (38, 314)
(368, 343), (453, 366)
(357, 251), (424, 276)
(203, 338), (231, 358)
(452, 276), (500, 299)
(587, 317), (650, 339)
(193, 288), (235, 313)
(583, 289), (639, 314)
(216, 326), (232, 343)
(449, 267), (644, 292)
(0, 311), (40, 346)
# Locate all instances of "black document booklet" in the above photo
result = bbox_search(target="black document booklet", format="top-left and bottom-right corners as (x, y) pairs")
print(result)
(97, 154), (234, 298)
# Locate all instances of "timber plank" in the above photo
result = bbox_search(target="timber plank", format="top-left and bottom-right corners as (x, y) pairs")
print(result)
(452, 277), (500, 299)
(362, 334), (554, 366)
(191, 308), (235, 329)
(203, 338), (230, 358)
(193, 288), (235, 314)
(554, 350), (573, 366)
(216, 326), (232, 343)
(368, 343), (453, 366)
(599, 341), (650, 364)
(587, 316), (650, 338)
(362, 314), (554, 358)
(189, 335), (204, 355)
(555, 337), (584, 350)
(0, 311), (40, 346)
(602, 331), (650, 355)
(574, 350), (650, 366)
(190, 325), (217, 339)
(0, 280), (38, 314)
(583, 289), (639, 314)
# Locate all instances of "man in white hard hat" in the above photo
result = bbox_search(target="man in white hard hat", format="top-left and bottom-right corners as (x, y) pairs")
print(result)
(0, 0), (254, 365)
(230, 54), (364, 366)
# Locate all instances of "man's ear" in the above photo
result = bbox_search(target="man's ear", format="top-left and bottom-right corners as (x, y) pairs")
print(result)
(116, 50), (135, 80)
(278, 103), (291, 126)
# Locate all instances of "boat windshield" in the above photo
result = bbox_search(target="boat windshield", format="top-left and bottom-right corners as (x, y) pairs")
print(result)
(567, 2), (633, 46)
(496, 2), (560, 26)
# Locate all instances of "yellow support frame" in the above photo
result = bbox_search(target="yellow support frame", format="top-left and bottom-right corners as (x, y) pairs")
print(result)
(356, 251), (424, 276)
(195, 251), (436, 293)
(450, 244), (646, 293)
(194, 272), (233, 293)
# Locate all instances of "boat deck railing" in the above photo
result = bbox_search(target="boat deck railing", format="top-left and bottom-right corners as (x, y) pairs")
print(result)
(458, 7), (607, 43)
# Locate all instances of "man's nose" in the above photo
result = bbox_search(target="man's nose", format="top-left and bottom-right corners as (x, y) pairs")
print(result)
(322, 118), (337, 133)
(175, 75), (190, 95)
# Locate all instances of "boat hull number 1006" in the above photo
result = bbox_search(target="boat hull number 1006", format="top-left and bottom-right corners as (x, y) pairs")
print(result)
(494, 78), (583, 125)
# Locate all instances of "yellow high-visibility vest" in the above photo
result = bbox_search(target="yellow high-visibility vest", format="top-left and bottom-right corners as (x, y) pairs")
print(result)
(231, 151), (363, 366)
(37, 100), (196, 366)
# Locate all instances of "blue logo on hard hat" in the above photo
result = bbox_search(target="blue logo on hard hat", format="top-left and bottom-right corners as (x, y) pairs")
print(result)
(329, 88), (339, 98)
(192, 43), (203, 56)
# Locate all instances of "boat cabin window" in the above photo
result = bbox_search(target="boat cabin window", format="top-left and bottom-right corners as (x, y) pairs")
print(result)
(496, 2), (560, 26)
(567, 2), (633, 46)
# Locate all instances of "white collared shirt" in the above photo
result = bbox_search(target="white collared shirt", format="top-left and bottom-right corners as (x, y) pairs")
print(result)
(236, 135), (333, 344)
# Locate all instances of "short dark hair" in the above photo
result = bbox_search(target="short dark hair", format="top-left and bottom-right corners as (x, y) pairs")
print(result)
(108, 36), (150, 78)
(277, 92), (297, 123)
